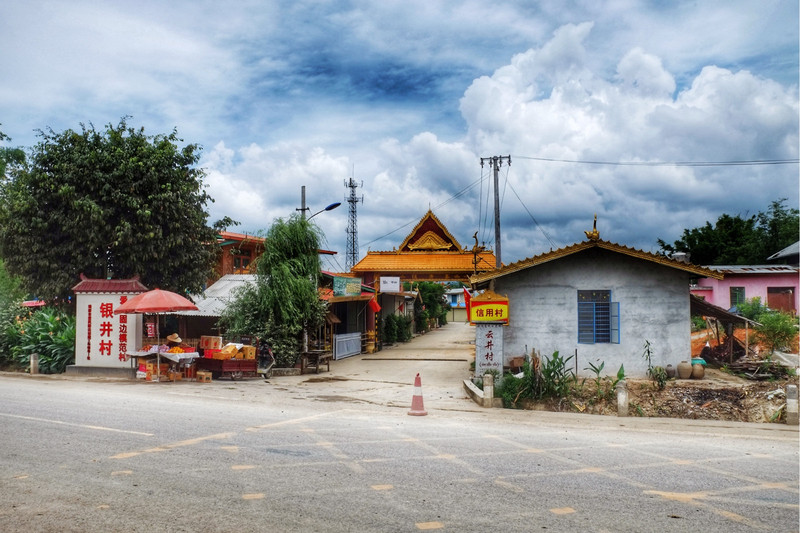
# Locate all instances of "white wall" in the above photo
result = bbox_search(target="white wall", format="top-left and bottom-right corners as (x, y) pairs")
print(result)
(75, 292), (143, 368)
(494, 248), (691, 378)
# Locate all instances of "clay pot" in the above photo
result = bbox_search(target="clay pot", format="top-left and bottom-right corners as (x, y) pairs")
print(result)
(665, 364), (676, 379)
(677, 360), (692, 379)
(691, 363), (705, 380)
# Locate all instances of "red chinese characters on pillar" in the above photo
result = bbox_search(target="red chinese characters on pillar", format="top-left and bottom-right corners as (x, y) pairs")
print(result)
(118, 295), (128, 360)
(86, 304), (92, 360)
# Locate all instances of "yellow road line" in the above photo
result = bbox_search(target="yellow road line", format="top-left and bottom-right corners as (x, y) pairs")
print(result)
(110, 432), (235, 459)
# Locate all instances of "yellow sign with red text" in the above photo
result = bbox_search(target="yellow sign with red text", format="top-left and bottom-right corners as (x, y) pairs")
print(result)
(469, 290), (509, 325)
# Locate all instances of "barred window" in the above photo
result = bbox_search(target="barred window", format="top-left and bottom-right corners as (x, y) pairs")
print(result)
(578, 290), (620, 344)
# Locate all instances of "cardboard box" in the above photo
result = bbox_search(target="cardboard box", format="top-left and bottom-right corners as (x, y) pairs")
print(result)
(200, 336), (223, 350)
(204, 349), (220, 359)
(220, 344), (238, 356)
(241, 345), (256, 359)
(197, 371), (212, 383)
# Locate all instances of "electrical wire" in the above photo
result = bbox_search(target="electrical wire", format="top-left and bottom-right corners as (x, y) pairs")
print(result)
(363, 174), (487, 247)
(365, 154), (797, 255)
(512, 155), (799, 166)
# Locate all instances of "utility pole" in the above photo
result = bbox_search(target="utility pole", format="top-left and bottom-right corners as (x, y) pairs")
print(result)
(480, 155), (511, 268)
(345, 176), (363, 271)
(297, 185), (308, 219)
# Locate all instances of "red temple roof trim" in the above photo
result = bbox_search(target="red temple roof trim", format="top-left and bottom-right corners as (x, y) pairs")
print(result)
(398, 210), (462, 252)
(71, 274), (150, 294)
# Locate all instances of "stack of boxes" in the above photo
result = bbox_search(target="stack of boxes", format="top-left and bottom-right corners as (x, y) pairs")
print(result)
(200, 336), (256, 360)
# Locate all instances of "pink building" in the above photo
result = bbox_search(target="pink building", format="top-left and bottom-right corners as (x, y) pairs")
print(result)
(691, 265), (799, 315)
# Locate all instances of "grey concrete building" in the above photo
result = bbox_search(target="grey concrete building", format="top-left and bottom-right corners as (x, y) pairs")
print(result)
(470, 234), (721, 378)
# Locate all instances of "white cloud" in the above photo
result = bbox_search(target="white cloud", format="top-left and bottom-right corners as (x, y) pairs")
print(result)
(1, 2), (796, 267)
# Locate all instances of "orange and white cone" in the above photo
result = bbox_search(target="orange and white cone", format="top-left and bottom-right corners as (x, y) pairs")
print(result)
(408, 373), (428, 416)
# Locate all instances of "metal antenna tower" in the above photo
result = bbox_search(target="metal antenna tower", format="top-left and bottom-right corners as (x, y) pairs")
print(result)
(344, 176), (363, 271)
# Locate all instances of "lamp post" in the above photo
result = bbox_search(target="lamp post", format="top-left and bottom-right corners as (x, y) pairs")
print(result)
(298, 185), (342, 220)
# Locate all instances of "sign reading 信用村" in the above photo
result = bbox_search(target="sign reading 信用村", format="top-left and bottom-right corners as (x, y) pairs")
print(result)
(469, 290), (509, 325)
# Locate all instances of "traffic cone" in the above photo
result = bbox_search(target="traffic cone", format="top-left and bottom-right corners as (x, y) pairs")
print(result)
(408, 373), (428, 416)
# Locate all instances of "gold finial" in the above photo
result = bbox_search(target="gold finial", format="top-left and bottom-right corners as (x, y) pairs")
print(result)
(584, 214), (600, 241)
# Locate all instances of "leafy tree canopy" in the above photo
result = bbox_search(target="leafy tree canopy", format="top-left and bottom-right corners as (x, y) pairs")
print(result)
(0, 118), (218, 304)
(414, 281), (449, 327)
(658, 199), (799, 265)
(0, 126), (25, 178)
(219, 215), (326, 367)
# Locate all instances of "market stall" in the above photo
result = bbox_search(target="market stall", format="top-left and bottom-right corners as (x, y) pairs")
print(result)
(114, 289), (199, 382)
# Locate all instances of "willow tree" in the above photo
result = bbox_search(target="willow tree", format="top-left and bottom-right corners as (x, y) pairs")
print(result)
(220, 215), (326, 367)
(0, 119), (217, 304)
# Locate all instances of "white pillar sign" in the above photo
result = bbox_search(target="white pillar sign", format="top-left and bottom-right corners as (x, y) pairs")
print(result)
(475, 323), (503, 377)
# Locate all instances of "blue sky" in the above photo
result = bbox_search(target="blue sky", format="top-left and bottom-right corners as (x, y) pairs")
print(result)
(1, 1), (798, 271)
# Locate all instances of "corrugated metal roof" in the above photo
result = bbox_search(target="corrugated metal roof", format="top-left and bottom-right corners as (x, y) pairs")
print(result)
(690, 295), (757, 325)
(176, 274), (256, 317)
(72, 275), (149, 293)
(470, 239), (723, 284)
(704, 265), (799, 275)
(767, 241), (799, 261)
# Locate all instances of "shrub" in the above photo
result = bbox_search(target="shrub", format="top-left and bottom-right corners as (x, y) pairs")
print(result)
(736, 297), (766, 321)
(496, 351), (576, 407)
(754, 310), (797, 354)
(382, 314), (398, 344)
(396, 315), (413, 342)
(9, 307), (76, 373)
(691, 315), (707, 332)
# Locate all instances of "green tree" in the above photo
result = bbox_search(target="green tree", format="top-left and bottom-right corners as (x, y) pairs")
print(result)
(219, 215), (326, 367)
(0, 127), (25, 178)
(658, 199), (799, 265)
(0, 118), (217, 304)
(414, 282), (449, 330)
(0, 258), (27, 366)
(755, 199), (799, 261)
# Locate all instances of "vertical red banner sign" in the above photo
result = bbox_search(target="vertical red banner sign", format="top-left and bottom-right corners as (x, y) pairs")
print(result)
(86, 304), (92, 360)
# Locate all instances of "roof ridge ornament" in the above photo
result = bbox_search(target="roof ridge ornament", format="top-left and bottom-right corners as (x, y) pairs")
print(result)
(584, 214), (600, 241)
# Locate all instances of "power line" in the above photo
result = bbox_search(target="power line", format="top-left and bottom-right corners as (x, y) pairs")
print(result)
(512, 155), (799, 167)
(363, 175), (486, 248)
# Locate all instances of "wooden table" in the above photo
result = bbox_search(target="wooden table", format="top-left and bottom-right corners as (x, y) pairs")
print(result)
(300, 350), (332, 374)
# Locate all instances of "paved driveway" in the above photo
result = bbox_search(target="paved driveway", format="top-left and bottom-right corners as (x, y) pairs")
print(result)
(276, 321), (479, 412)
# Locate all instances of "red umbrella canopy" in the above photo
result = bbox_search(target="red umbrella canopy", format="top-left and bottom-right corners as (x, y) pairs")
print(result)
(114, 289), (198, 314)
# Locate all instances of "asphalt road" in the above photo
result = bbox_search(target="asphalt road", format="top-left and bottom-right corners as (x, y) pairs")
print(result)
(1, 323), (797, 532)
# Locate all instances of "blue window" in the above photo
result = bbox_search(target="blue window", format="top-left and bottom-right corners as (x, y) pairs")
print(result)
(578, 290), (620, 344)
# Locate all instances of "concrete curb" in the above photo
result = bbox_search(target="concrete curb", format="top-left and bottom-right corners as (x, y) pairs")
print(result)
(463, 379), (503, 408)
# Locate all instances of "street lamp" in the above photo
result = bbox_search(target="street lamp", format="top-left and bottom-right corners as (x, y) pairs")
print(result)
(308, 202), (341, 220)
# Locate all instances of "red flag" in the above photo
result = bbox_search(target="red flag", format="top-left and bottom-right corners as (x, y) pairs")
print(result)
(368, 295), (381, 312)
(463, 287), (471, 309)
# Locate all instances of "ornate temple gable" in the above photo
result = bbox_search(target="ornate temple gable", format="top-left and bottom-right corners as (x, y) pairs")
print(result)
(399, 210), (462, 252)
(408, 231), (451, 250)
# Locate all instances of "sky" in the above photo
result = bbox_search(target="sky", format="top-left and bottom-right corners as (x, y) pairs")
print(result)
(1, 1), (798, 272)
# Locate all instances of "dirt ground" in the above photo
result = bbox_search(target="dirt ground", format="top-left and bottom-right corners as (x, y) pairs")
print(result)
(545, 370), (798, 423)
(524, 327), (800, 423)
